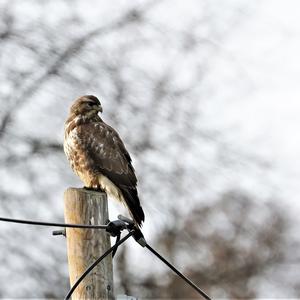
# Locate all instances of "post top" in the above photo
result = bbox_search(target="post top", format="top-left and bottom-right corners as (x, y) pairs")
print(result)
(64, 187), (106, 196)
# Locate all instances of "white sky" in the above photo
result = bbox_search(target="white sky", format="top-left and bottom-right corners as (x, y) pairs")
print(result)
(202, 0), (300, 216)
(123, 2), (300, 297)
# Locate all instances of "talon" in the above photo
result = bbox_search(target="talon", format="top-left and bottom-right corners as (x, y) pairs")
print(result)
(84, 186), (105, 192)
(83, 186), (94, 191)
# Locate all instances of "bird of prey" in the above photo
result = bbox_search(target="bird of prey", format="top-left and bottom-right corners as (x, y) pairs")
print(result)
(64, 95), (145, 226)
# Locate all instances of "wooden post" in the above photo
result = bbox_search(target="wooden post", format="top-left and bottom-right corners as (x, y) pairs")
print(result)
(64, 187), (114, 300)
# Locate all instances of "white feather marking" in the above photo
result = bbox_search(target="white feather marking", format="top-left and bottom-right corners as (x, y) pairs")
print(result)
(64, 127), (79, 158)
(98, 175), (125, 203)
(76, 171), (125, 203)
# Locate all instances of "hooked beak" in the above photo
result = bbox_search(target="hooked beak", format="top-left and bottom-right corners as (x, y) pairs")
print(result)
(93, 105), (103, 113)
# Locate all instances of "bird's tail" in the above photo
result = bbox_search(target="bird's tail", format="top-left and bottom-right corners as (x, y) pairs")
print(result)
(120, 187), (145, 227)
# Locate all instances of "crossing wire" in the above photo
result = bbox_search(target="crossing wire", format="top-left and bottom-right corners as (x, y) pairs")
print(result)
(64, 230), (134, 300)
(0, 216), (212, 300)
(0, 216), (107, 229)
(145, 243), (211, 300)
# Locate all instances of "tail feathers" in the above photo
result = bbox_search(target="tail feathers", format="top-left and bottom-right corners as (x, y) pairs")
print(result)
(120, 187), (145, 226)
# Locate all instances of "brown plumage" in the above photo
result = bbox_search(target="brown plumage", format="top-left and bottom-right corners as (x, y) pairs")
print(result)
(64, 95), (145, 226)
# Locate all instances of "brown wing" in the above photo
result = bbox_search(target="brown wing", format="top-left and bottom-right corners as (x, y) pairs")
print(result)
(76, 121), (145, 225)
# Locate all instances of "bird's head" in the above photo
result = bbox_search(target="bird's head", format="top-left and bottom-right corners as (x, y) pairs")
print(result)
(70, 95), (103, 116)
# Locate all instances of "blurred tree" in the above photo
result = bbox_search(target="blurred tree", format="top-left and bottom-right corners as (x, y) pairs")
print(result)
(117, 190), (289, 298)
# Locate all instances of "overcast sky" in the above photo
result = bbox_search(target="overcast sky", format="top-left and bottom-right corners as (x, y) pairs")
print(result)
(116, 2), (300, 296)
(200, 0), (300, 217)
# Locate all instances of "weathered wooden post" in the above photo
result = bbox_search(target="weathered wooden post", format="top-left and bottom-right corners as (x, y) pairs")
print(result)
(64, 187), (114, 300)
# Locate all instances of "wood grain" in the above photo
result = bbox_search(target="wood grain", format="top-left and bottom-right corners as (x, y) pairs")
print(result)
(64, 187), (114, 300)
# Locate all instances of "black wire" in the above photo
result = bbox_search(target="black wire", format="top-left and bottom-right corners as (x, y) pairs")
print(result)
(0, 216), (107, 229)
(0, 215), (211, 299)
(145, 244), (212, 300)
(64, 230), (134, 300)
(112, 233), (121, 258)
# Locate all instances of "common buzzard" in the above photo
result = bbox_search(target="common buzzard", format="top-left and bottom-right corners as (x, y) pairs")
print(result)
(64, 95), (145, 226)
